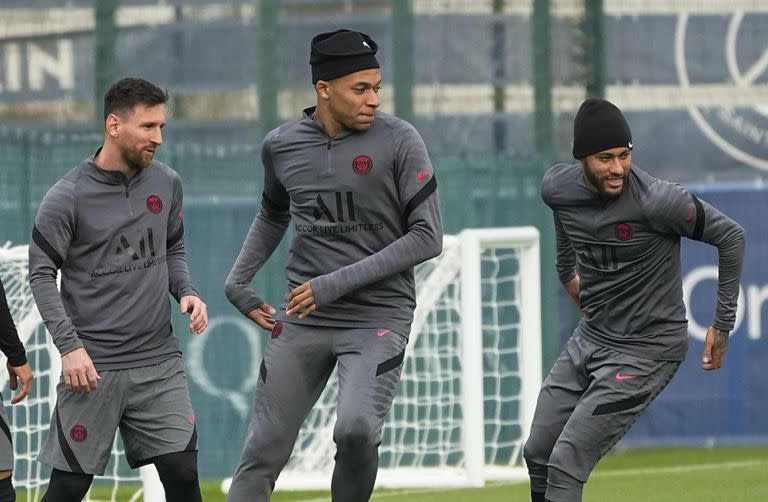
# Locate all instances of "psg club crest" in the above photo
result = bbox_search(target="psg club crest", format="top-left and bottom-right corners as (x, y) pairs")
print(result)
(352, 155), (373, 175)
(70, 424), (88, 442)
(146, 195), (163, 214)
(615, 223), (633, 241)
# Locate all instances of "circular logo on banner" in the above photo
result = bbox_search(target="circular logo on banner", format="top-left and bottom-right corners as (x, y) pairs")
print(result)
(615, 223), (633, 241)
(675, 12), (768, 172)
(146, 195), (163, 214)
(70, 425), (88, 443)
(352, 155), (373, 175)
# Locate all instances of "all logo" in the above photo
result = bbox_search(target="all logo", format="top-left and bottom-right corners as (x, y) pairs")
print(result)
(583, 244), (619, 271)
(115, 228), (156, 260)
(352, 155), (372, 175)
(675, 11), (768, 171)
(146, 195), (163, 214)
(313, 192), (357, 222)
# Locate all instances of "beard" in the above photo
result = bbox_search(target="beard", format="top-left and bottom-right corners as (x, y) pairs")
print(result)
(122, 146), (154, 172)
(583, 166), (627, 197)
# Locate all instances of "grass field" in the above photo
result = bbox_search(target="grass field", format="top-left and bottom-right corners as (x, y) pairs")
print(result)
(22, 446), (768, 501)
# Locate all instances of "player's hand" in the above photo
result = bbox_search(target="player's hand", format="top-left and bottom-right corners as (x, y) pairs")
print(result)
(247, 303), (276, 330)
(702, 326), (729, 371)
(61, 348), (100, 393)
(563, 275), (581, 308)
(181, 295), (208, 334)
(7, 362), (33, 404)
(286, 282), (316, 319)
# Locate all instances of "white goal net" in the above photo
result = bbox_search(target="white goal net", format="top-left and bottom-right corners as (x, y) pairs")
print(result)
(0, 243), (163, 502)
(268, 226), (542, 490)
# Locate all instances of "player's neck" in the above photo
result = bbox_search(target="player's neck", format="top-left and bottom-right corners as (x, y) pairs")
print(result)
(94, 143), (139, 179)
(313, 104), (342, 137)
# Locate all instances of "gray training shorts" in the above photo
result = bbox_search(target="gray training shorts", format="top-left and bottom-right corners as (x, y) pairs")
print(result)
(38, 356), (197, 475)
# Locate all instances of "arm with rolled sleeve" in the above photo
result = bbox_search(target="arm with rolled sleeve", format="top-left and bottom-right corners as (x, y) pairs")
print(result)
(644, 180), (746, 331)
(309, 121), (444, 307)
(225, 134), (291, 315)
(166, 173), (199, 301)
(28, 179), (83, 357)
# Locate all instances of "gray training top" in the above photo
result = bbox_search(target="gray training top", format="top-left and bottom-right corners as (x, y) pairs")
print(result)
(225, 107), (443, 334)
(29, 153), (199, 371)
(542, 163), (745, 361)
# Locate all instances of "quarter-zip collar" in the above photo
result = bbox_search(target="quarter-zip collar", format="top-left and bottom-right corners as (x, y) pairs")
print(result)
(302, 106), (356, 141)
(86, 147), (148, 192)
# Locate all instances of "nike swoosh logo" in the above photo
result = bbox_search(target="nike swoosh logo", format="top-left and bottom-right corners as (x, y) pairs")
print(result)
(684, 205), (694, 223)
(376, 329), (391, 337)
(417, 169), (431, 180)
(615, 371), (637, 380)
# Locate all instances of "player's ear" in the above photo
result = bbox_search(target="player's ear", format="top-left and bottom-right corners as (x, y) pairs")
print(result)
(315, 80), (331, 101)
(105, 113), (121, 138)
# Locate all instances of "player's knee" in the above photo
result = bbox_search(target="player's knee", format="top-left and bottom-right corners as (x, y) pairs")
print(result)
(523, 432), (550, 471)
(0, 475), (15, 502)
(154, 451), (199, 487)
(334, 417), (378, 452)
(523, 439), (549, 496)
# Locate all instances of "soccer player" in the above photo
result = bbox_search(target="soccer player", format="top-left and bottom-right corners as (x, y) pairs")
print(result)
(29, 78), (207, 502)
(523, 98), (746, 502)
(0, 276), (34, 502)
(224, 29), (443, 501)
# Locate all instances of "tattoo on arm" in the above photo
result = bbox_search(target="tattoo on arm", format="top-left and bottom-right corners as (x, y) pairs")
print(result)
(713, 329), (729, 353)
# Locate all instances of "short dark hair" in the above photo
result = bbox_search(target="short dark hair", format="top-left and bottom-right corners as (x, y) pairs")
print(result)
(103, 78), (169, 121)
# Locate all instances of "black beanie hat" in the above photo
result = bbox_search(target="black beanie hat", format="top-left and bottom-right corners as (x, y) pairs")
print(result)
(572, 98), (633, 159)
(310, 29), (380, 84)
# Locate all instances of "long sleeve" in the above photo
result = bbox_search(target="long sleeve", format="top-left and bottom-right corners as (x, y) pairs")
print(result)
(225, 136), (291, 315)
(0, 277), (26, 366)
(309, 120), (443, 307)
(688, 197), (745, 331)
(645, 181), (746, 331)
(309, 193), (443, 307)
(29, 179), (83, 357)
(554, 214), (577, 284)
(166, 173), (199, 302)
(541, 165), (578, 284)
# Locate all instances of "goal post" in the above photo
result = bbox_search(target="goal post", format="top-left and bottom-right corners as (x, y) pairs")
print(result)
(0, 243), (164, 502)
(256, 226), (543, 491)
(458, 227), (542, 486)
